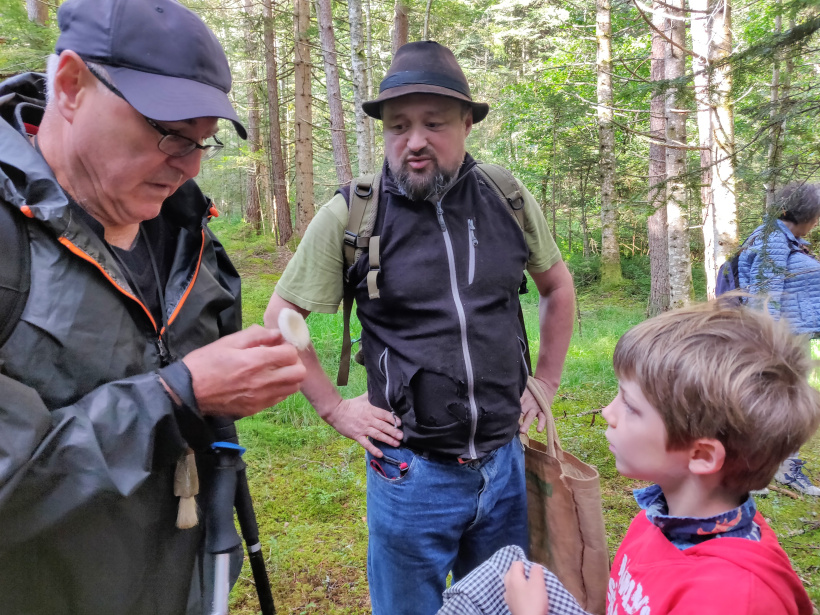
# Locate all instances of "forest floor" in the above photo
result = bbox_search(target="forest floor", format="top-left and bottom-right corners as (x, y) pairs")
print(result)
(211, 218), (820, 614)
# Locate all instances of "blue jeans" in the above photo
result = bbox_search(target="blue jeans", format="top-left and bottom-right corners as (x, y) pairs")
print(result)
(365, 437), (528, 615)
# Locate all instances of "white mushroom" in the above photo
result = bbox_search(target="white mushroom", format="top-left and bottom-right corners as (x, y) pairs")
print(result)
(278, 307), (312, 351)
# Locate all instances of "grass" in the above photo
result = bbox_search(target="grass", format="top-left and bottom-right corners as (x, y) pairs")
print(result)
(210, 218), (820, 614)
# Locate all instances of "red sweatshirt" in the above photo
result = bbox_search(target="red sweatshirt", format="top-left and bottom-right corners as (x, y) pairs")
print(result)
(606, 511), (813, 615)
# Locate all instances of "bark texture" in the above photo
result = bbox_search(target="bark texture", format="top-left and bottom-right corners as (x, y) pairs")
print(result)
(596, 0), (622, 288)
(349, 0), (374, 175)
(294, 0), (315, 236)
(692, 0), (738, 298)
(26, 0), (47, 26)
(244, 0), (262, 232)
(264, 0), (292, 245)
(392, 2), (409, 54)
(647, 1), (669, 316)
(664, 0), (692, 308)
(316, 0), (353, 186)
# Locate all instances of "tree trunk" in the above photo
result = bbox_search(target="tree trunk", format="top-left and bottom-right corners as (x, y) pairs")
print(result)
(264, 0), (292, 246)
(423, 0), (433, 39)
(244, 0), (262, 232)
(392, 1), (409, 54)
(26, 0), (48, 26)
(647, 1), (669, 316)
(596, 0), (622, 288)
(692, 0), (738, 298)
(580, 164), (592, 258)
(294, 0), (315, 236)
(691, 0), (715, 295)
(366, 0), (376, 161)
(665, 0), (692, 308)
(551, 120), (557, 238)
(349, 0), (374, 175)
(708, 0), (738, 294)
(316, 0), (353, 186)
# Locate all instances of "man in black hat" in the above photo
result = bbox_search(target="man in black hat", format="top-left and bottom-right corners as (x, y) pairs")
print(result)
(0, 0), (306, 613)
(266, 41), (574, 614)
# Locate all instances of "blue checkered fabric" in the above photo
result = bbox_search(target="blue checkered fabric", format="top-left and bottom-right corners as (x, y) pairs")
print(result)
(436, 545), (592, 615)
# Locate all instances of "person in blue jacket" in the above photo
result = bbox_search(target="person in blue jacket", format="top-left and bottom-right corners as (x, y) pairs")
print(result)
(738, 182), (820, 495)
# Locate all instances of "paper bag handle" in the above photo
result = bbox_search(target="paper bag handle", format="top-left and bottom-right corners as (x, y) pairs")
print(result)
(525, 377), (562, 457)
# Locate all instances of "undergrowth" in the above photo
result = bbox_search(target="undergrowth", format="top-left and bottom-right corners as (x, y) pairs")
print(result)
(211, 217), (820, 614)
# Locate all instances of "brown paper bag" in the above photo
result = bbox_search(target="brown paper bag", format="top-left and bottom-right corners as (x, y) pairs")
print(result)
(522, 378), (610, 615)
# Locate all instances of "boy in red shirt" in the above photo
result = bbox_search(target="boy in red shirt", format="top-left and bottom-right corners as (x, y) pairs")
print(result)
(439, 302), (819, 615)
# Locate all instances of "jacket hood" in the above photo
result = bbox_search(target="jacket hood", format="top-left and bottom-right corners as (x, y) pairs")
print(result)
(0, 72), (213, 238)
(693, 514), (813, 614)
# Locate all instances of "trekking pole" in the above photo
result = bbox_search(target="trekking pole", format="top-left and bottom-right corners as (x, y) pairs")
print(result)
(207, 418), (276, 615)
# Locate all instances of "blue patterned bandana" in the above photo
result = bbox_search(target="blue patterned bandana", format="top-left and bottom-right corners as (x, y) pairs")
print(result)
(634, 484), (761, 550)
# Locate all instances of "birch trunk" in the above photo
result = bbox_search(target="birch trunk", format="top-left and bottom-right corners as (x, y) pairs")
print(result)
(316, 0), (353, 186)
(392, 2), (409, 54)
(244, 0), (262, 232)
(366, 0), (376, 161)
(349, 0), (374, 175)
(264, 0), (292, 245)
(596, 0), (622, 288)
(665, 0), (692, 308)
(647, 2), (669, 316)
(709, 0), (738, 291)
(294, 0), (315, 236)
(691, 0), (716, 295)
(423, 0), (433, 39)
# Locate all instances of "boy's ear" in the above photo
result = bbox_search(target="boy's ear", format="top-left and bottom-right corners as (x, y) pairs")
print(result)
(688, 438), (726, 476)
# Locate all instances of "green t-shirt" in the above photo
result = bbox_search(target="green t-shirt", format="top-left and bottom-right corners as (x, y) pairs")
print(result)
(275, 178), (562, 314)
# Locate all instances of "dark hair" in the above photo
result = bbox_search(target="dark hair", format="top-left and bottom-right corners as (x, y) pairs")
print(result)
(776, 183), (820, 224)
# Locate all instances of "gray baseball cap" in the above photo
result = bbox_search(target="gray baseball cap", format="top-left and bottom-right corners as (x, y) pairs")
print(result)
(56, 0), (247, 139)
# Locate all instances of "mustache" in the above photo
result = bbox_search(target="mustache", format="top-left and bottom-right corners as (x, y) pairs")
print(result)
(401, 148), (437, 164)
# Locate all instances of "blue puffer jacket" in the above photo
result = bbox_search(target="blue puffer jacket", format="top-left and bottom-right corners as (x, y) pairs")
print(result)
(737, 219), (820, 336)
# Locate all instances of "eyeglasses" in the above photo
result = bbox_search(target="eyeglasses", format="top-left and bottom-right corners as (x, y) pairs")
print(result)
(86, 63), (224, 161)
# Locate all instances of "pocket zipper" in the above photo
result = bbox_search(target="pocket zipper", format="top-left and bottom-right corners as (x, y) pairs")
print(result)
(468, 219), (477, 285)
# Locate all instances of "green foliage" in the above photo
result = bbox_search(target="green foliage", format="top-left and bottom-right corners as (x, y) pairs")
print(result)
(0, 1), (58, 76)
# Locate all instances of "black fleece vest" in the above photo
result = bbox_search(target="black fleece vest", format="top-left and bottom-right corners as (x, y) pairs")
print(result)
(348, 157), (530, 458)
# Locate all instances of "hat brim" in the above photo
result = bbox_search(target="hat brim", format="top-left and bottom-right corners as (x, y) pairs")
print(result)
(106, 66), (247, 140)
(363, 85), (489, 123)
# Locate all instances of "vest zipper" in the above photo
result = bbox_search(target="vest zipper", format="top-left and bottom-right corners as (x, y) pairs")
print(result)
(467, 219), (477, 285)
(436, 200), (479, 459)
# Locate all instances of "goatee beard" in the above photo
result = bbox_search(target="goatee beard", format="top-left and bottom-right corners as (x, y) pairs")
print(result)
(391, 161), (461, 202)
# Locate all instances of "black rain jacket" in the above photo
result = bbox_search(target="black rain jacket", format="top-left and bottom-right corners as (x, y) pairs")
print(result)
(0, 73), (242, 615)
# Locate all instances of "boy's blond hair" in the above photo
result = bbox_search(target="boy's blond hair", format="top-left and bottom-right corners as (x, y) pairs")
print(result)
(613, 301), (820, 493)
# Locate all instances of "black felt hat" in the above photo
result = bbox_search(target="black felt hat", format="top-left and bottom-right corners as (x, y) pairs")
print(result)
(56, 0), (247, 139)
(363, 41), (489, 123)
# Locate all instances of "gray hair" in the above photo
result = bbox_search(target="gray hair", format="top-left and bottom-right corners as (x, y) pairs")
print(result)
(775, 182), (820, 225)
(45, 53), (113, 105)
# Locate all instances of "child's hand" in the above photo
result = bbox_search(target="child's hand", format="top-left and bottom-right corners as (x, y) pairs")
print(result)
(504, 561), (549, 615)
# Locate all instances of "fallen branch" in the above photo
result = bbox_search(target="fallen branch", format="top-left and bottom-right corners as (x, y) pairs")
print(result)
(767, 483), (802, 500)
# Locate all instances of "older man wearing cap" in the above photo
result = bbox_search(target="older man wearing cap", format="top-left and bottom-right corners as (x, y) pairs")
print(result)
(0, 0), (305, 613)
(265, 41), (575, 614)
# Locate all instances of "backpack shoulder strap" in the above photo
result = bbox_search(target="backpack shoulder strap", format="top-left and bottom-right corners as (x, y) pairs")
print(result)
(338, 173), (381, 386)
(343, 173), (381, 273)
(476, 163), (526, 232)
(0, 201), (31, 350)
